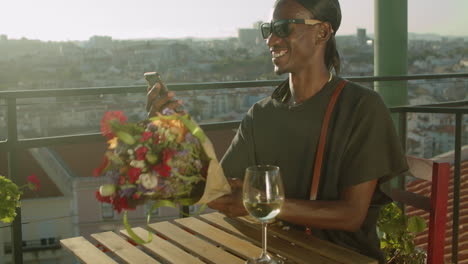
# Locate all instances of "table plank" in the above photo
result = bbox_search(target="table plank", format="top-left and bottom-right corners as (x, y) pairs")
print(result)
(238, 216), (378, 264)
(175, 217), (262, 259)
(91, 231), (159, 264)
(120, 227), (205, 264)
(201, 213), (245, 236)
(201, 212), (337, 264)
(148, 221), (244, 264)
(60, 236), (118, 264)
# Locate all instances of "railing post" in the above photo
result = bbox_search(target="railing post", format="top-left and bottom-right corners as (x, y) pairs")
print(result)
(398, 112), (407, 152)
(374, 0), (408, 110)
(398, 112), (407, 212)
(180, 206), (190, 218)
(452, 113), (463, 264)
(7, 98), (23, 264)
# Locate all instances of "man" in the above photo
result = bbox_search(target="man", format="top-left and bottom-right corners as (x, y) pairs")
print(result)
(147, 1), (408, 262)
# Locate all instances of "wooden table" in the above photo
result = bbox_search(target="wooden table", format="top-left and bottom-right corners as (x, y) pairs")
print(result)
(60, 212), (377, 264)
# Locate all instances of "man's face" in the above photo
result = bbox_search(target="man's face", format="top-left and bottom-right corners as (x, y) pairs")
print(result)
(267, 0), (321, 75)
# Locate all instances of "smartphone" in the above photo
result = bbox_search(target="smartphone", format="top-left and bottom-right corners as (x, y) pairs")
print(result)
(143, 72), (161, 87)
(144, 72), (178, 110)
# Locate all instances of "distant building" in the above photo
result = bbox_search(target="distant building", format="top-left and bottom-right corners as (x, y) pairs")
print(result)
(238, 21), (263, 46)
(88, 35), (113, 49)
(460, 58), (468, 68)
(357, 28), (367, 46)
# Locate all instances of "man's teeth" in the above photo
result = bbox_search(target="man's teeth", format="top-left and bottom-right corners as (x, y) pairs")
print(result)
(273, 50), (288, 58)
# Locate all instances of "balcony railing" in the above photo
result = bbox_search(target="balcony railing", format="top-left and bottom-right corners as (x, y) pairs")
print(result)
(4, 237), (61, 254)
(0, 72), (467, 264)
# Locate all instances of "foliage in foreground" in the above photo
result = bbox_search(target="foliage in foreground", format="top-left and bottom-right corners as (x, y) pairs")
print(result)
(378, 202), (427, 264)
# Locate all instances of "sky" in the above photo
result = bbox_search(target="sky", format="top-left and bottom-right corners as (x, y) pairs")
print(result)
(1, 0), (467, 41)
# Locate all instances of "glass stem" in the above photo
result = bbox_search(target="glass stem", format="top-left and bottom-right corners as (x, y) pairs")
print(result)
(261, 221), (268, 257)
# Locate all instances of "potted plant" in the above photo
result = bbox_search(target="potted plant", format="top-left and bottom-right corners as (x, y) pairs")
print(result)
(0, 174), (40, 224)
(378, 202), (427, 264)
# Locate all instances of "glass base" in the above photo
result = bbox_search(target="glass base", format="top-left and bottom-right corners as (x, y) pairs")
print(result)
(245, 255), (283, 264)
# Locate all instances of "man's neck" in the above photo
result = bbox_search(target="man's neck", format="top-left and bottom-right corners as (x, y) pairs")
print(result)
(289, 67), (331, 104)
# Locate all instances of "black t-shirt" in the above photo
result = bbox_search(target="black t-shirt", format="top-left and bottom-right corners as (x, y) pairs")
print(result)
(220, 76), (408, 263)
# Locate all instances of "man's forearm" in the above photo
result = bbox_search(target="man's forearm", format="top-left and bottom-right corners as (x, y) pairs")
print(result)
(278, 199), (365, 232)
(278, 180), (377, 231)
(208, 179), (376, 231)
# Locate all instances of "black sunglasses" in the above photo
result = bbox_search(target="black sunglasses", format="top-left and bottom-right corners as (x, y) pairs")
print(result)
(260, 19), (324, 39)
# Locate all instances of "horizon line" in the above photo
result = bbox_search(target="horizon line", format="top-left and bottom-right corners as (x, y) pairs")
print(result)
(1, 32), (468, 43)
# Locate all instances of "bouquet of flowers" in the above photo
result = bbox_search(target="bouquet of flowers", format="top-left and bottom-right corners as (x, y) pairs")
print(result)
(94, 109), (231, 221)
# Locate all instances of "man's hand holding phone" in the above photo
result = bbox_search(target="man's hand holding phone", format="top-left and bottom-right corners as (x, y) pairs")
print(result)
(145, 72), (184, 117)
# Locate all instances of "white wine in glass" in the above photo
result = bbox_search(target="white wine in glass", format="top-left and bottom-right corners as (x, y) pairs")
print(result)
(243, 165), (285, 264)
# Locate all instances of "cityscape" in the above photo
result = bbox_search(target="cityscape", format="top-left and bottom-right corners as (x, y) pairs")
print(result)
(0, 22), (467, 263)
(0, 25), (467, 157)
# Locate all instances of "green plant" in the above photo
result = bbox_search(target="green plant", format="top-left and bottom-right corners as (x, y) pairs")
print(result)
(0, 176), (22, 223)
(378, 202), (427, 264)
(0, 174), (40, 224)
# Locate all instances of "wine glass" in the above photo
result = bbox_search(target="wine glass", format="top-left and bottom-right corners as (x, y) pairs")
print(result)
(243, 165), (285, 264)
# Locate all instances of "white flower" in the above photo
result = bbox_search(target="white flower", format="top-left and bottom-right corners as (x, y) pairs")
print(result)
(140, 173), (158, 189)
(130, 160), (145, 169)
(127, 149), (134, 155)
(99, 184), (116, 197)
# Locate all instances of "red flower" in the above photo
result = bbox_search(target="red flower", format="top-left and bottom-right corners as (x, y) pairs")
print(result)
(95, 190), (111, 203)
(112, 196), (134, 214)
(119, 175), (126, 185)
(152, 149), (175, 178)
(135, 146), (148, 161)
(100, 111), (127, 140)
(27, 173), (41, 191)
(132, 193), (140, 200)
(153, 133), (160, 145)
(127, 167), (142, 184)
(162, 149), (175, 163)
(93, 155), (109, 177)
(141, 131), (153, 142)
(153, 163), (171, 178)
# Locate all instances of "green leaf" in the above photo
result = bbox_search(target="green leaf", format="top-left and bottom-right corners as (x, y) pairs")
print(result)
(1, 216), (14, 223)
(178, 115), (207, 143)
(380, 240), (388, 248)
(123, 210), (152, 245)
(116, 131), (136, 145)
(145, 153), (158, 164)
(407, 216), (426, 234)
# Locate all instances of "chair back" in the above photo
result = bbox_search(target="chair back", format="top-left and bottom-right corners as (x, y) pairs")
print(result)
(390, 155), (450, 264)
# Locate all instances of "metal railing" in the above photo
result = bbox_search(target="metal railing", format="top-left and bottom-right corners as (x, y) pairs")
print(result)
(392, 101), (467, 264)
(0, 72), (467, 263)
(4, 237), (61, 254)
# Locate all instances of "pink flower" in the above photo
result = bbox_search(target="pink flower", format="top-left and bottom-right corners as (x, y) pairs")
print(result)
(135, 146), (148, 161)
(141, 131), (153, 142)
(27, 174), (40, 191)
(100, 111), (127, 140)
(127, 167), (142, 184)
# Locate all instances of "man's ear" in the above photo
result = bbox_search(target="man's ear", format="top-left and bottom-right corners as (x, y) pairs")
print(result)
(317, 23), (333, 42)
